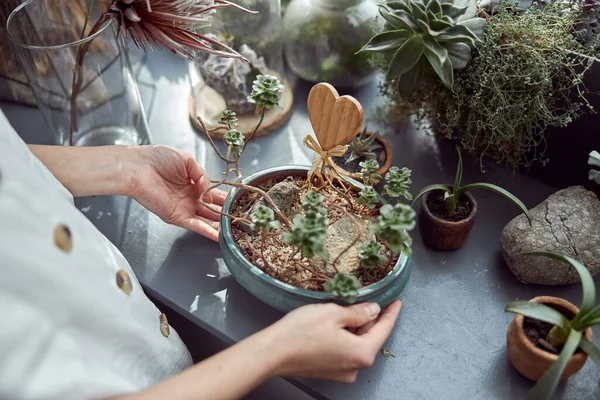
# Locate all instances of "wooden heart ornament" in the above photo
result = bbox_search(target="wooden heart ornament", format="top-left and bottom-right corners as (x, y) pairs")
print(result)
(307, 83), (364, 151)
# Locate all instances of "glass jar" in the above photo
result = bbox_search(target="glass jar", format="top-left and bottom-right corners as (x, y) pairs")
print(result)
(283, 0), (380, 88)
(190, 0), (292, 137)
(7, 0), (151, 146)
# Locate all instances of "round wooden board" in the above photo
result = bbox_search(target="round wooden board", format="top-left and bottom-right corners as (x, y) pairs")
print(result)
(189, 77), (294, 140)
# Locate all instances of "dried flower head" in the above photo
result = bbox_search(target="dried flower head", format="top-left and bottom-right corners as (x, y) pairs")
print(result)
(103, 0), (256, 60)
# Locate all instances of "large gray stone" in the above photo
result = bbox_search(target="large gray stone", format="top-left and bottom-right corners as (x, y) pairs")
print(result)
(249, 182), (300, 218)
(500, 186), (600, 285)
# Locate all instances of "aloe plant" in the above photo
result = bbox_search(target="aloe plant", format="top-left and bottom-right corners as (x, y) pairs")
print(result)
(588, 150), (600, 184)
(505, 252), (600, 400)
(357, 0), (486, 93)
(345, 127), (383, 164)
(412, 147), (532, 221)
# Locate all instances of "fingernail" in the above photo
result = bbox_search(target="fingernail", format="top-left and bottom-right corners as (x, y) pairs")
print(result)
(365, 303), (381, 317)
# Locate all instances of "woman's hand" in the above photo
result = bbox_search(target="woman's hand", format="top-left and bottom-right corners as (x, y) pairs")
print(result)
(128, 145), (226, 242)
(267, 300), (403, 383)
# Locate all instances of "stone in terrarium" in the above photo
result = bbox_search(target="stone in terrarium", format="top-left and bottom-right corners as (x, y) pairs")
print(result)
(194, 35), (267, 115)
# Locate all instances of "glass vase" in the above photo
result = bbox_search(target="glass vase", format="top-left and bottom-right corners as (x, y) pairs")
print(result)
(7, 0), (151, 146)
(190, 0), (293, 138)
(283, 0), (380, 88)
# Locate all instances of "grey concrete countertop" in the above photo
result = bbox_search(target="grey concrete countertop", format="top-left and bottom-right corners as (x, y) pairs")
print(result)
(3, 50), (599, 400)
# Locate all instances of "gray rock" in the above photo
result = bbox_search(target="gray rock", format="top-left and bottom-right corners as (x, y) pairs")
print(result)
(237, 182), (300, 233)
(500, 186), (600, 285)
(311, 216), (375, 275)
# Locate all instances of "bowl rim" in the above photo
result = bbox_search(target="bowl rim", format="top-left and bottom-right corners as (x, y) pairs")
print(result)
(220, 165), (411, 301)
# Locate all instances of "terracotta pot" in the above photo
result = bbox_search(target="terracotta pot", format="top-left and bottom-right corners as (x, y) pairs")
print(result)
(507, 296), (593, 381)
(333, 133), (393, 182)
(417, 189), (477, 250)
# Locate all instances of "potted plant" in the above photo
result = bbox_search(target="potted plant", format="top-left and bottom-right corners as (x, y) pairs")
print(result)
(197, 78), (416, 313)
(505, 252), (599, 399)
(411, 147), (531, 250)
(359, 0), (600, 172)
(330, 127), (394, 182)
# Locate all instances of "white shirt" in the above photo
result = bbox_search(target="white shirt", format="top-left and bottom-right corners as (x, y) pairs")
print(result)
(0, 110), (192, 400)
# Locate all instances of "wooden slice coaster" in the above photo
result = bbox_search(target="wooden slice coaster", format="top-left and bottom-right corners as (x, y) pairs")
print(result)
(189, 76), (294, 140)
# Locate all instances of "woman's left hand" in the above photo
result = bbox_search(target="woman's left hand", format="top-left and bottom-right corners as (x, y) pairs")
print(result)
(127, 145), (226, 242)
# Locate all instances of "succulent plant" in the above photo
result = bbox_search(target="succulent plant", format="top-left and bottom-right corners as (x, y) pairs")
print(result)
(358, 239), (387, 269)
(250, 205), (281, 232)
(358, 0), (486, 93)
(247, 74), (285, 112)
(224, 129), (245, 155)
(357, 160), (383, 186)
(220, 110), (239, 128)
(588, 150), (600, 184)
(345, 128), (383, 164)
(356, 186), (379, 209)
(282, 192), (329, 261)
(324, 273), (361, 303)
(384, 166), (413, 201)
(370, 203), (416, 255)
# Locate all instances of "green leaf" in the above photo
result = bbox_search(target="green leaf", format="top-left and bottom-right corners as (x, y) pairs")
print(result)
(409, 0), (428, 23)
(417, 20), (443, 37)
(423, 40), (453, 89)
(387, 36), (425, 80)
(358, 30), (412, 53)
(454, 147), (463, 192)
(580, 305), (600, 326)
(525, 329), (582, 400)
(504, 301), (570, 329)
(579, 338), (600, 365)
(429, 18), (453, 32)
(440, 3), (469, 19)
(436, 24), (478, 47)
(446, 42), (471, 69)
(456, 183), (531, 223)
(526, 252), (596, 319)
(396, 58), (429, 95)
(380, 9), (418, 31)
(384, 1), (412, 13)
(457, 18), (486, 42)
(425, 0), (442, 16)
(411, 184), (451, 206)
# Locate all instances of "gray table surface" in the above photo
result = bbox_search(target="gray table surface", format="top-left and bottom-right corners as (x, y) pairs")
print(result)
(4, 50), (599, 400)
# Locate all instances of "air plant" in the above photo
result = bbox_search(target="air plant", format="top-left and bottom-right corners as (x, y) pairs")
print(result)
(505, 252), (600, 400)
(345, 127), (383, 165)
(70, 0), (256, 144)
(412, 147), (532, 220)
(588, 150), (600, 184)
(324, 273), (361, 303)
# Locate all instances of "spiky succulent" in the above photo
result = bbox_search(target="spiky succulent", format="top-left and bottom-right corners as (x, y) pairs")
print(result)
(357, 160), (383, 186)
(250, 205), (281, 232)
(247, 74), (285, 112)
(356, 186), (379, 209)
(220, 110), (238, 128)
(358, 0), (486, 93)
(224, 129), (244, 155)
(358, 239), (387, 269)
(369, 203), (416, 255)
(346, 128), (383, 164)
(588, 150), (600, 184)
(324, 273), (361, 303)
(384, 166), (413, 201)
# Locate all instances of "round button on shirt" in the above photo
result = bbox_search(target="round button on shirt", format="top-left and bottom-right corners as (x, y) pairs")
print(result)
(0, 110), (192, 400)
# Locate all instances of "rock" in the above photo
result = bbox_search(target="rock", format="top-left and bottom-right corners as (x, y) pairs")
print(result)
(500, 186), (600, 285)
(236, 182), (300, 233)
(311, 216), (375, 275)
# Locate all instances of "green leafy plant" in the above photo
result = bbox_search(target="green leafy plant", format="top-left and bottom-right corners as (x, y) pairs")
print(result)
(345, 127), (383, 164)
(589, 150), (600, 184)
(324, 273), (361, 303)
(384, 166), (413, 201)
(282, 191), (329, 261)
(220, 110), (239, 128)
(247, 74), (285, 112)
(224, 129), (245, 155)
(358, 0), (486, 93)
(357, 159), (383, 186)
(358, 239), (387, 269)
(356, 187), (379, 209)
(370, 203), (416, 255)
(412, 147), (532, 220)
(250, 205), (281, 232)
(505, 252), (600, 400)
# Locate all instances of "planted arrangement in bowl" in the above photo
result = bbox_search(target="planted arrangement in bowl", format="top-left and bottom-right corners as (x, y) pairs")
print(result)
(197, 78), (416, 312)
(505, 252), (600, 400)
(412, 147), (531, 250)
(331, 127), (394, 182)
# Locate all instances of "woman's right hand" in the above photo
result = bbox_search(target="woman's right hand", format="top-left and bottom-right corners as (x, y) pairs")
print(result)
(265, 300), (403, 383)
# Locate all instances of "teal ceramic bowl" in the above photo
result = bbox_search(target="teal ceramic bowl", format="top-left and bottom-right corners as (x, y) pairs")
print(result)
(219, 165), (412, 313)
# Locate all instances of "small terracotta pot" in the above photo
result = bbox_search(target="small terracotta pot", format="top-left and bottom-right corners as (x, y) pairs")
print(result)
(417, 189), (477, 250)
(507, 296), (593, 381)
(333, 133), (393, 181)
